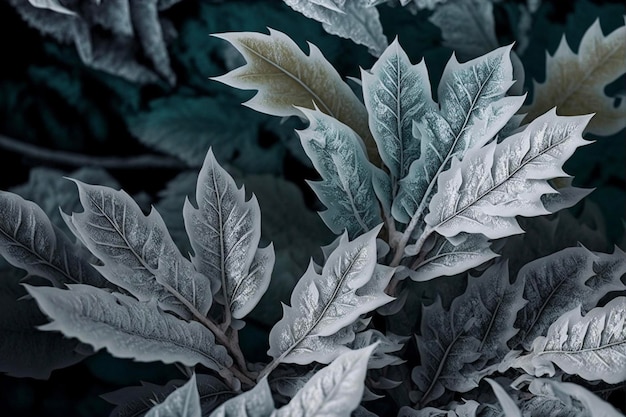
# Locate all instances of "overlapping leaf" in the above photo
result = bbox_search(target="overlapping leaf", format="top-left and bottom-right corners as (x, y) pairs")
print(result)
(298, 108), (383, 238)
(26, 284), (232, 372)
(268, 227), (393, 365)
(273, 344), (376, 417)
(211, 28), (377, 162)
(513, 296), (626, 384)
(0, 190), (107, 288)
(209, 378), (274, 417)
(523, 18), (626, 136)
(145, 374), (201, 417)
(511, 246), (626, 350)
(184, 149), (273, 321)
(361, 38), (435, 182)
(64, 180), (211, 317)
(393, 45), (524, 225)
(425, 110), (592, 240)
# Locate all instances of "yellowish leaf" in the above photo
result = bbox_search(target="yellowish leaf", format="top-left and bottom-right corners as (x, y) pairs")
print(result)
(523, 18), (626, 136)
(211, 28), (379, 163)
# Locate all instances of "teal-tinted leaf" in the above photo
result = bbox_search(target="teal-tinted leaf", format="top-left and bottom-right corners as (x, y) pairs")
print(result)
(209, 377), (274, 417)
(65, 180), (212, 317)
(284, 0), (387, 56)
(406, 233), (497, 282)
(425, 111), (592, 240)
(145, 374), (201, 417)
(429, 0), (499, 61)
(514, 296), (626, 384)
(361, 38), (435, 181)
(511, 246), (626, 350)
(393, 45), (524, 225)
(0, 190), (107, 288)
(183, 149), (273, 321)
(298, 108), (382, 237)
(268, 227), (393, 365)
(273, 344), (376, 417)
(26, 284), (232, 371)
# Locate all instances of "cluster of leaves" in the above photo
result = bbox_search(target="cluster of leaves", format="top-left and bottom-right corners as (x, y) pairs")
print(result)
(1, 4), (626, 414)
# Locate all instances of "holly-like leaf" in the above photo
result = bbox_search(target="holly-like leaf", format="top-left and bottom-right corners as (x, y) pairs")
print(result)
(523, 18), (626, 136)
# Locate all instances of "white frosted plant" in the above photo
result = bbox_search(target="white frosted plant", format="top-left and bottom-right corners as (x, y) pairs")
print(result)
(1, 26), (625, 417)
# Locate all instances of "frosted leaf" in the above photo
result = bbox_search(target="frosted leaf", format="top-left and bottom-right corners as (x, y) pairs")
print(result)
(268, 227), (393, 365)
(514, 296), (626, 384)
(425, 110), (592, 240)
(145, 374), (201, 417)
(298, 108), (383, 238)
(361, 38), (435, 180)
(273, 344), (376, 417)
(209, 378), (274, 417)
(65, 180), (212, 317)
(0, 190), (107, 288)
(26, 284), (232, 372)
(184, 149), (273, 321)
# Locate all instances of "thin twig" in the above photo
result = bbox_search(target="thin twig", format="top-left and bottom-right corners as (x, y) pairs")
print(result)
(0, 134), (188, 169)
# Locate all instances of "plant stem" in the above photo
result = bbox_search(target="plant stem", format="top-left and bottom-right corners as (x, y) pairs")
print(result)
(257, 358), (280, 381)
(0, 134), (188, 169)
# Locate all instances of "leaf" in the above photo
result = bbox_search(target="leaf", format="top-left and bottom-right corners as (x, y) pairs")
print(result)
(27, 0), (75, 16)
(268, 226), (393, 365)
(65, 180), (212, 317)
(406, 233), (498, 282)
(429, 0), (499, 61)
(424, 110), (592, 240)
(211, 28), (377, 163)
(514, 296), (626, 384)
(283, 0), (387, 56)
(361, 38), (435, 181)
(392, 45), (524, 225)
(523, 18), (626, 136)
(349, 329), (406, 369)
(0, 190), (108, 288)
(298, 107), (383, 238)
(511, 246), (626, 350)
(209, 377), (274, 417)
(102, 375), (236, 417)
(273, 344), (376, 417)
(485, 379), (522, 417)
(183, 149), (273, 321)
(26, 284), (232, 372)
(145, 374), (201, 417)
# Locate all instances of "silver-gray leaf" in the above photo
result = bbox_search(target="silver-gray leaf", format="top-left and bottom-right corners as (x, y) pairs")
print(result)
(209, 377), (274, 417)
(145, 374), (201, 417)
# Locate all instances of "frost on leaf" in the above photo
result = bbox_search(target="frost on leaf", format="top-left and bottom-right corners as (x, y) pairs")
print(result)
(268, 226), (393, 365)
(145, 374), (201, 417)
(209, 377), (274, 417)
(425, 110), (592, 240)
(283, 0), (387, 56)
(26, 284), (232, 372)
(513, 296), (626, 384)
(523, 18), (626, 136)
(211, 28), (377, 163)
(273, 344), (376, 417)
(0, 190), (108, 288)
(64, 180), (212, 317)
(392, 44), (524, 225)
(298, 108), (383, 237)
(184, 149), (274, 321)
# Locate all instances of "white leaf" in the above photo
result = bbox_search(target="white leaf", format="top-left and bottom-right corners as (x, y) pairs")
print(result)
(485, 379), (522, 417)
(28, 0), (76, 15)
(361, 38), (435, 180)
(298, 108), (383, 238)
(183, 149), (273, 321)
(511, 246), (626, 350)
(26, 284), (232, 372)
(66, 180), (212, 317)
(283, 0), (387, 56)
(425, 110), (592, 240)
(273, 344), (376, 417)
(268, 226), (393, 365)
(393, 45), (524, 225)
(516, 296), (626, 383)
(429, 0), (499, 61)
(145, 374), (201, 417)
(0, 190), (107, 288)
(209, 377), (274, 417)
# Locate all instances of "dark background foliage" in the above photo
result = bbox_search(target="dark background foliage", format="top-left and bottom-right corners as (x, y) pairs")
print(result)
(0, 0), (624, 416)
